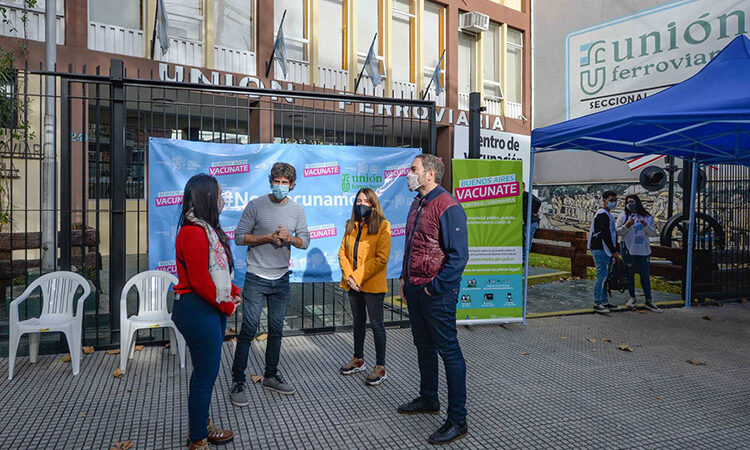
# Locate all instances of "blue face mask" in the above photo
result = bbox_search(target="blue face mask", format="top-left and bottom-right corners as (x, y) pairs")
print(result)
(607, 201), (618, 210)
(272, 184), (290, 200)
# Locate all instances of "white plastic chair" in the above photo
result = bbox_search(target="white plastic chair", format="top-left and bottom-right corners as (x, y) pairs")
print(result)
(8, 271), (91, 380)
(120, 270), (185, 371)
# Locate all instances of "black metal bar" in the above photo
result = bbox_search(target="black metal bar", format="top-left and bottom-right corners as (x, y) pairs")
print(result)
(59, 79), (72, 270)
(428, 103), (437, 156)
(109, 59), (127, 337)
(469, 92), (482, 159)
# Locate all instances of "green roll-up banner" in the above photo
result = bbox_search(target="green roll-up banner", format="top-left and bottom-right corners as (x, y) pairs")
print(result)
(452, 159), (524, 324)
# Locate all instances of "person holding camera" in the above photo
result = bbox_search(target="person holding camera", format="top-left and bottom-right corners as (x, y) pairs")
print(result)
(616, 194), (660, 312)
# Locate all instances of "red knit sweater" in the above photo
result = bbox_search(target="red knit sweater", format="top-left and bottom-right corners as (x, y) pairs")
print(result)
(173, 224), (240, 316)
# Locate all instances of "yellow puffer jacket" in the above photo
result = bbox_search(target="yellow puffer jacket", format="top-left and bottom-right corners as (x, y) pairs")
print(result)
(338, 219), (391, 294)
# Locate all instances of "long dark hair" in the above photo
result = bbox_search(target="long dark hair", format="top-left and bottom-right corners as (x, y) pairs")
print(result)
(345, 188), (386, 235)
(624, 194), (651, 217)
(178, 174), (234, 272)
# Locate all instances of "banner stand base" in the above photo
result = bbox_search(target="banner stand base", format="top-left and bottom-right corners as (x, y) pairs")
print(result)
(456, 318), (524, 326)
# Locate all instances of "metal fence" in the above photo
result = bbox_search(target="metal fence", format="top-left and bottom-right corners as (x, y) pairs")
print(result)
(1, 60), (435, 354)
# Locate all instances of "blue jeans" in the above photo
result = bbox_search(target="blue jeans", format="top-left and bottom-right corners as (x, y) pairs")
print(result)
(349, 290), (386, 366)
(523, 221), (540, 263)
(232, 271), (290, 382)
(592, 249), (612, 305)
(405, 282), (467, 425)
(172, 292), (227, 442)
(622, 246), (652, 301)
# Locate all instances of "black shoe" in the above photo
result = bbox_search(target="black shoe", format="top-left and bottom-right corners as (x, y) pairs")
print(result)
(397, 397), (440, 415)
(593, 304), (609, 313)
(603, 303), (619, 311)
(427, 420), (468, 445)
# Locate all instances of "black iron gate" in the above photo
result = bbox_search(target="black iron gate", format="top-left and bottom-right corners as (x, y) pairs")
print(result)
(2, 60), (435, 353)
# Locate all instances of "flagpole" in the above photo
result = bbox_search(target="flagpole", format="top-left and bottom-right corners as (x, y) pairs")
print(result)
(354, 33), (378, 93)
(266, 9), (287, 78)
(150, 0), (159, 59)
(421, 49), (445, 100)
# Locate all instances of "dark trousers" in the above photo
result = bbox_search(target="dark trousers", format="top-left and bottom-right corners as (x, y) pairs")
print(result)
(405, 282), (467, 425)
(172, 292), (227, 442)
(349, 290), (386, 366)
(623, 245), (653, 301)
(232, 272), (290, 382)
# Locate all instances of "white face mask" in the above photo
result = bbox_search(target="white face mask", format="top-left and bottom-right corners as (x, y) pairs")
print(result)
(406, 172), (422, 191)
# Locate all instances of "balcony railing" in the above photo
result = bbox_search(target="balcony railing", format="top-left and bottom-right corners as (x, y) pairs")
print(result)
(274, 59), (310, 85)
(213, 46), (256, 75)
(391, 80), (417, 100)
(355, 75), (385, 97)
(422, 87), (446, 107)
(88, 22), (144, 58)
(484, 96), (502, 116)
(318, 66), (349, 90)
(458, 92), (470, 111)
(156, 38), (204, 67)
(506, 101), (523, 120)
(0, 3), (63, 44)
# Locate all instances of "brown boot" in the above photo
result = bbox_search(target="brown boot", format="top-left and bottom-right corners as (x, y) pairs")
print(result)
(188, 438), (210, 450)
(206, 419), (234, 445)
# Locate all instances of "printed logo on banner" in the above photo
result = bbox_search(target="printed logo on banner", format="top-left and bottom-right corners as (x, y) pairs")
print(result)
(384, 166), (410, 179)
(155, 191), (184, 207)
(390, 224), (406, 237)
(155, 259), (177, 274)
(308, 223), (338, 240)
(454, 174), (520, 208)
(341, 173), (384, 193)
(209, 160), (250, 177)
(303, 161), (340, 177)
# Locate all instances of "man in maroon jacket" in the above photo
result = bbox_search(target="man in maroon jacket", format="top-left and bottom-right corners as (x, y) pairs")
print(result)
(397, 154), (470, 445)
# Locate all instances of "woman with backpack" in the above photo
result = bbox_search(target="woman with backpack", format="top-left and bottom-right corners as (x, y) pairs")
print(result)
(616, 194), (660, 312)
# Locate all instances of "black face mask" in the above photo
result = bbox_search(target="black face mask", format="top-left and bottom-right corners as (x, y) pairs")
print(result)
(626, 203), (637, 212)
(355, 204), (372, 220)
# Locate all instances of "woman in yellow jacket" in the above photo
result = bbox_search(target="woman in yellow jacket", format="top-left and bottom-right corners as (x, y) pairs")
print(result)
(338, 187), (391, 386)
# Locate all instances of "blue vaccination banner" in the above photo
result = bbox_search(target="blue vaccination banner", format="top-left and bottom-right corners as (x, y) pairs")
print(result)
(148, 138), (421, 284)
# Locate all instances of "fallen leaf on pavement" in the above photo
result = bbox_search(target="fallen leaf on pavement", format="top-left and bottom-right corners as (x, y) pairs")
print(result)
(741, 298), (747, 304)
(702, 315), (713, 321)
(587, 338), (596, 343)
(520, 352), (529, 356)
(61, 355), (71, 363)
(617, 344), (632, 352)
(655, 395), (664, 400)
(227, 328), (237, 335)
(561, 336), (567, 340)
(230, 338), (238, 343)
(164, 343), (170, 348)
(82, 346), (95, 354)
(637, 310), (648, 315)
(79, 414), (86, 418)
(601, 338), (612, 343)
(250, 375), (263, 383)
(687, 358), (706, 366)
(106, 349), (120, 356)
(113, 369), (126, 378)
(135, 345), (144, 351)
(109, 440), (135, 450)
(255, 333), (268, 342)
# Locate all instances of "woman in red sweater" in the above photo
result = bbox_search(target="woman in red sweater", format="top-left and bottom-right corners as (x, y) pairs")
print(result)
(172, 174), (241, 449)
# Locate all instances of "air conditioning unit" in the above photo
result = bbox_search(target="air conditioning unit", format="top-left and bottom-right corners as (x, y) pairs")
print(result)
(459, 12), (489, 34)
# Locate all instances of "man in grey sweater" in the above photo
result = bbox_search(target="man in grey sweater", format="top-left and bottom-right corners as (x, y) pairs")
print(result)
(230, 162), (310, 404)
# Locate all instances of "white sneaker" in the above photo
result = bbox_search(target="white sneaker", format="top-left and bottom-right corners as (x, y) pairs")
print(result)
(644, 300), (662, 312)
(625, 298), (636, 309)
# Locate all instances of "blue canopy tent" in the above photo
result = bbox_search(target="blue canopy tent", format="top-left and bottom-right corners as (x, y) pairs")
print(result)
(524, 34), (750, 315)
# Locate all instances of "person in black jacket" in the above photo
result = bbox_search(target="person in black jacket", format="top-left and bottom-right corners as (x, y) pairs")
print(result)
(587, 190), (621, 313)
(522, 183), (542, 263)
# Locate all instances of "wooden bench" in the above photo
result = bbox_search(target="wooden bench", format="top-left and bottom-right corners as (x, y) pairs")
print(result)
(0, 228), (101, 302)
(530, 228), (685, 280)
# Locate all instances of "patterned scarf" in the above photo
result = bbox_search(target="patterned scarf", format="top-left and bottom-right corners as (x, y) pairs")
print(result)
(185, 210), (233, 303)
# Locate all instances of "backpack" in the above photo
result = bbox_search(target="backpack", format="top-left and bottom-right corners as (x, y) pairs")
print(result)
(605, 257), (629, 297)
